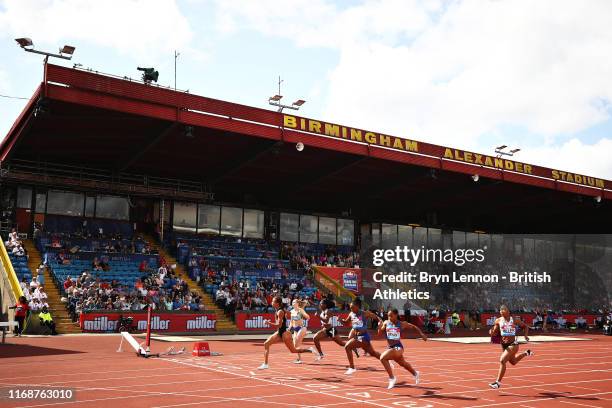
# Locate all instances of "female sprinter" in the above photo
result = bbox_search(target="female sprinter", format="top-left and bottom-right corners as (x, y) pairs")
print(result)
(343, 298), (383, 375)
(378, 308), (427, 389)
(489, 305), (533, 389)
(289, 298), (310, 364)
(258, 296), (317, 369)
(312, 299), (359, 360)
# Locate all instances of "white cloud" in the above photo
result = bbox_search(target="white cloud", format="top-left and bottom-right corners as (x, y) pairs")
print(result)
(520, 138), (612, 181)
(0, 0), (196, 61)
(213, 0), (612, 179)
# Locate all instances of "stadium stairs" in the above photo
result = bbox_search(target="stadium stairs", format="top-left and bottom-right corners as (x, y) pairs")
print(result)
(143, 234), (237, 333)
(23, 240), (81, 334)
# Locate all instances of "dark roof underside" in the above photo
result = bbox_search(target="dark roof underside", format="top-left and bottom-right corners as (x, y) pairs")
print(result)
(5, 99), (610, 233)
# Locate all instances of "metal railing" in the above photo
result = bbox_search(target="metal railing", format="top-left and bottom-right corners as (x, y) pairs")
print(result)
(1, 159), (214, 200)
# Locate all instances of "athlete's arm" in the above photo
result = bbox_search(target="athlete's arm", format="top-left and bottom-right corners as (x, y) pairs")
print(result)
(377, 320), (387, 336)
(300, 308), (310, 320)
(268, 310), (283, 328)
(364, 310), (382, 322)
(517, 318), (529, 341)
(489, 318), (501, 337)
(401, 321), (428, 341)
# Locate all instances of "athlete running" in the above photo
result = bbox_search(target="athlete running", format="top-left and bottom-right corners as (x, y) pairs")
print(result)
(378, 308), (427, 389)
(489, 305), (533, 389)
(312, 299), (359, 360)
(289, 298), (309, 364)
(258, 296), (318, 369)
(343, 298), (383, 375)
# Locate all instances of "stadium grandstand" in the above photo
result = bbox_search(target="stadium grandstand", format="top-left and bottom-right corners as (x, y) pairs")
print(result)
(0, 63), (611, 337)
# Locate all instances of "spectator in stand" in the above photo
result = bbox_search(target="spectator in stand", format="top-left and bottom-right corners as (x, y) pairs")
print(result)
(575, 316), (587, 329)
(33, 286), (48, 302)
(533, 313), (543, 330)
(556, 315), (567, 329)
(10, 296), (29, 336)
(19, 278), (29, 295)
(39, 306), (57, 335)
(29, 276), (40, 291)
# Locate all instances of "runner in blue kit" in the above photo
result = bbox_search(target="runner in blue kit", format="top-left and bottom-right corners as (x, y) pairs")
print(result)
(343, 298), (383, 375)
(378, 308), (427, 389)
(489, 305), (533, 389)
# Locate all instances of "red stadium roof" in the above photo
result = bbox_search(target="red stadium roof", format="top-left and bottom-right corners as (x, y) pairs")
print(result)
(1, 63), (610, 232)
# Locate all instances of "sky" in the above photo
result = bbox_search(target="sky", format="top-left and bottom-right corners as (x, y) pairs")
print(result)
(1, 0), (611, 179)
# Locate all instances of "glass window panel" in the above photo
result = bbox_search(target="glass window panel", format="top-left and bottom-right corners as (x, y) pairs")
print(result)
(398, 225), (412, 247)
(371, 223), (381, 246)
(337, 219), (354, 246)
(428, 228), (442, 248)
(16, 187), (32, 209)
(491, 234), (503, 255)
(47, 190), (84, 216)
(381, 224), (397, 246)
(452, 230), (466, 249)
(478, 233), (491, 250)
(35, 193), (46, 213)
(173, 202), (197, 233)
(96, 195), (129, 220)
(84, 196), (95, 217)
(197, 204), (220, 234)
(299, 214), (318, 243)
(221, 207), (243, 237)
(243, 209), (264, 238)
(280, 213), (299, 242)
(413, 227), (427, 247)
(466, 232), (479, 248)
(319, 217), (336, 244)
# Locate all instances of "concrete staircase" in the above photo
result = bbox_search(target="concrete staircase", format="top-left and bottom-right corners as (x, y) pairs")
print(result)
(143, 235), (237, 333)
(23, 240), (81, 334)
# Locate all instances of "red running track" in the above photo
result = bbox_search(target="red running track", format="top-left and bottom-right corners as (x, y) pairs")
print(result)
(0, 334), (611, 408)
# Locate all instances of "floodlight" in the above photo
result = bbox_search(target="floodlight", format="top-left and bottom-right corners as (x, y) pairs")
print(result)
(509, 148), (521, 154)
(60, 45), (76, 55)
(496, 145), (507, 150)
(292, 99), (306, 107)
(15, 38), (33, 48)
(472, 174), (479, 182)
(15, 37), (75, 60)
(269, 94), (283, 102)
(296, 142), (304, 152)
(595, 196), (602, 203)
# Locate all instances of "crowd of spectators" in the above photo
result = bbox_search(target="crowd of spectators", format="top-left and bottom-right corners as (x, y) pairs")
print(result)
(62, 259), (207, 321)
(5, 228), (26, 256)
(280, 242), (360, 270)
(212, 278), (323, 317)
(36, 221), (155, 256)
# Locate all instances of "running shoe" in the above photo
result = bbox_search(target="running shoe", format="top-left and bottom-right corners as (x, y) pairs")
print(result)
(315, 353), (324, 361)
(414, 371), (420, 385)
(293, 359), (302, 364)
(309, 347), (320, 358)
(344, 367), (357, 375)
(489, 381), (501, 389)
(526, 349), (534, 356)
(387, 377), (397, 389)
(257, 364), (269, 370)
